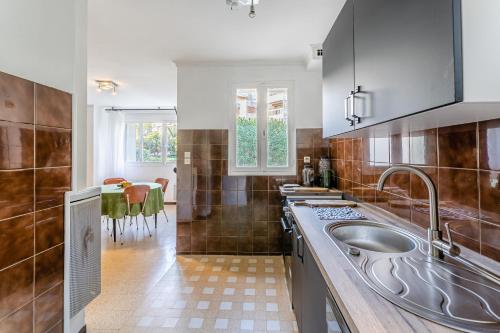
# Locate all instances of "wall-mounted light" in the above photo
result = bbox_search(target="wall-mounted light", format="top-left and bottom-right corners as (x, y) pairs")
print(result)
(95, 80), (118, 95)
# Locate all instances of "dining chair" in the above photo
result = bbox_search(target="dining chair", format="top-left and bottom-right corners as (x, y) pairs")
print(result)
(122, 185), (152, 244)
(154, 177), (170, 222)
(102, 177), (127, 232)
(103, 177), (127, 185)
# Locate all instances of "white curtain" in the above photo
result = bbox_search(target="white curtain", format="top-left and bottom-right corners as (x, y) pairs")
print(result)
(109, 111), (126, 177)
(93, 108), (126, 184)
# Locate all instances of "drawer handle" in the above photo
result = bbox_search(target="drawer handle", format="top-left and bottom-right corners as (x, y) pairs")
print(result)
(350, 86), (362, 124)
(344, 95), (354, 126)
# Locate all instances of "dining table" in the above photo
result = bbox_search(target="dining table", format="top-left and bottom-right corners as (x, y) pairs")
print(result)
(101, 182), (164, 242)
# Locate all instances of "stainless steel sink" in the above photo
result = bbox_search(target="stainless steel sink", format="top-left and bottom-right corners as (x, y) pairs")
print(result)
(325, 220), (500, 333)
(328, 222), (416, 253)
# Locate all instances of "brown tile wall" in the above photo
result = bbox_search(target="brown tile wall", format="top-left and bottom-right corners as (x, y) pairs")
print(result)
(176, 128), (329, 255)
(0, 71), (71, 330)
(331, 119), (500, 261)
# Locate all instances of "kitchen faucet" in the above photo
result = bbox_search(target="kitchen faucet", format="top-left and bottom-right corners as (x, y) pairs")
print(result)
(377, 166), (460, 258)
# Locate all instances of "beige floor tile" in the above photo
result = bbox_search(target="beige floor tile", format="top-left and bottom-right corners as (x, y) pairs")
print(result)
(86, 206), (297, 332)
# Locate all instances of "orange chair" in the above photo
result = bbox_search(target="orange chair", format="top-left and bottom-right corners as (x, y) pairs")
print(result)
(103, 177), (127, 185)
(102, 178), (127, 231)
(122, 185), (152, 243)
(154, 178), (170, 222)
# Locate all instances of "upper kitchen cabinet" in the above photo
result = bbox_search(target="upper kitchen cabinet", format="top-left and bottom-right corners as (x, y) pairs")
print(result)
(323, 0), (500, 137)
(322, 0), (355, 138)
(353, 0), (462, 129)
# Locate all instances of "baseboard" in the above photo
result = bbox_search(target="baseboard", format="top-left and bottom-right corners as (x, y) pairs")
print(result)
(164, 201), (176, 205)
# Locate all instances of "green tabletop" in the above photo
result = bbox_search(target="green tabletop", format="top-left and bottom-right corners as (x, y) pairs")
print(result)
(101, 182), (164, 219)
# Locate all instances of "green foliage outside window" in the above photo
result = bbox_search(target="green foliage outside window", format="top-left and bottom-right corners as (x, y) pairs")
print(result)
(236, 117), (258, 167)
(142, 123), (162, 162)
(166, 125), (177, 161)
(267, 118), (288, 167)
(236, 117), (288, 167)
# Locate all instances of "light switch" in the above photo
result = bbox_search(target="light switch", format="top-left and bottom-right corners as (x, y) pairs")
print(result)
(184, 152), (191, 158)
(304, 156), (310, 164)
(184, 158), (191, 165)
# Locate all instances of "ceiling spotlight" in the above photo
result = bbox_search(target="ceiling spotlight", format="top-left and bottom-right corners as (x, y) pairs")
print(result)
(249, 0), (256, 18)
(226, 0), (259, 17)
(95, 80), (118, 95)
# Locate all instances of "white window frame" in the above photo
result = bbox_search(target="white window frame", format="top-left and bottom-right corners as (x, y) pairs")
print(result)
(228, 81), (296, 176)
(125, 121), (177, 166)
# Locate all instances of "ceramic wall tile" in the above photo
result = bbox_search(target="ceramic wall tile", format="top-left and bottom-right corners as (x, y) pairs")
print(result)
(479, 170), (500, 225)
(438, 123), (477, 169)
(34, 283), (63, 333)
(35, 126), (71, 168)
(438, 168), (479, 219)
(0, 301), (33, 333)
(35, 84), (71, 129)
(479, 119), (500, 171)
(0, 71), (70, 329)
(0, 259), (33, 319)
(35, 167), (71, 210)
(35, 206), (64, 253)
(480, 222), (500, 261)
(176, 128), (309, 254)
(34, 244), (64, 296)
(0, 169), (34, 220)
(0, 121), (34, 169)
(0, 72), (34, 124)
(331, 118), (500, 261)
(409, 128), (437, 166)
(0, 213), (34, 270)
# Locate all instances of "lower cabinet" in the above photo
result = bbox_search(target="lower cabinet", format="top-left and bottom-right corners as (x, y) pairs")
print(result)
(291, 224), (327, 333)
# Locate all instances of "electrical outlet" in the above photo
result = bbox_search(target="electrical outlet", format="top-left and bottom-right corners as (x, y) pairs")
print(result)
(304, 156), (311, 164)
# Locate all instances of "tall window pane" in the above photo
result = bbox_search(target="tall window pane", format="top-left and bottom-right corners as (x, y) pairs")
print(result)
(166, 123), (177, 161)
(126, 123), (140, 162)
(236, 89), (258, 168)
(142, 123), (162, 162)
(266, 88), (288, 167)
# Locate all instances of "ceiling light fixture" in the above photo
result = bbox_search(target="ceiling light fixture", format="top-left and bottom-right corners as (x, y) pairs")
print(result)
(249, 0), (256, 18)
(226, 0), (259, 18)
(95, 80), (118, 95)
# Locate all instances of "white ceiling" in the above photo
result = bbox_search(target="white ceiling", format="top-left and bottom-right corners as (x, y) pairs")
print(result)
(87, 0), (344, 107)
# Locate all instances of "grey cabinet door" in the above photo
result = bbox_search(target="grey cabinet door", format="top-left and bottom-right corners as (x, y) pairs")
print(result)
(291, 225), (304, 330)
(322, 0), (355, 137)
(302, 243), (327, 333)
(353, 0), (462, 128)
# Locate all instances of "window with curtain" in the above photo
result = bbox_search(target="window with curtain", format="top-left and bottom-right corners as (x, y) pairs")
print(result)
(125, 122), (177, 164)
(229, 82), (295, 175)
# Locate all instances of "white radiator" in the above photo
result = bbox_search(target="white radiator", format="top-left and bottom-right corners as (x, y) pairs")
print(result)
(64, 187), (101, 333)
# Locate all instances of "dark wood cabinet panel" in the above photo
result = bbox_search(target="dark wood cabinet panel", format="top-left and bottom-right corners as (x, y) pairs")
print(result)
(322, 0), (355, 137)
(303, 244), (328, 332)
(352, 0), (462, 128)
(292, 223), (328, 333)
(322, 0), (462, 136)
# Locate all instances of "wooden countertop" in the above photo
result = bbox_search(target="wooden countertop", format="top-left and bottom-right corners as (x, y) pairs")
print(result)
(279, 186), (343, 197)
(290, 202), (463, 333)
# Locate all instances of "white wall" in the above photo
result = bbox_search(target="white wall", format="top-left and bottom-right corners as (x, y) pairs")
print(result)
(177, 63), (322, 129)
(0, 0), (88, 191)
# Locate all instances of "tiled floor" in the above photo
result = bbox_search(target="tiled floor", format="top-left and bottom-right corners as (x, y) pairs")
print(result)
(86, 206), (297, 333)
